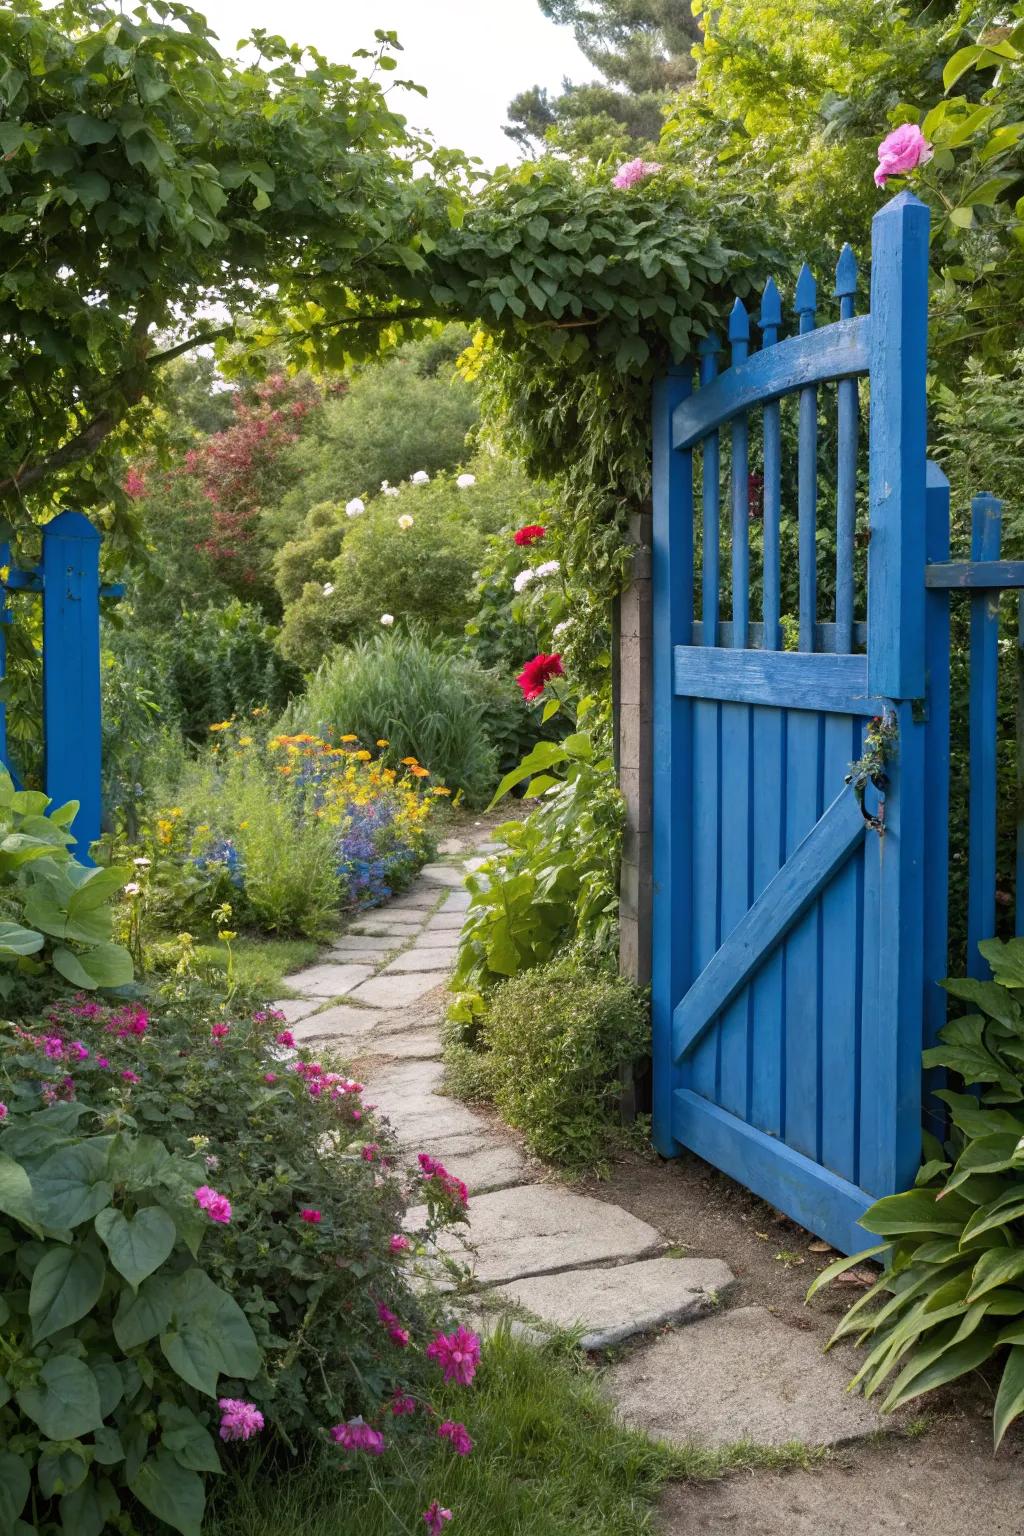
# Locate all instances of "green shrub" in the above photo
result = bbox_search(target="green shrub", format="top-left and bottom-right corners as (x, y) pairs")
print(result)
(0, 985), (467, 1536)
(449, 722), (623, 1004)
(460, 950), (648, 1173)
(0, 772), (133, 1009)
(165, 602), (302, 742)
(812, 935), (1024, 1446)
(283, 632), (513, 806)
(272, 501), (347, 608)
(267, 345), (479, 542)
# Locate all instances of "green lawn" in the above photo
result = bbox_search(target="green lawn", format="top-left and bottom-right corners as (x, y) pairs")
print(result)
(207, 1328), (819, 1536)
(147, 931), (321, 999)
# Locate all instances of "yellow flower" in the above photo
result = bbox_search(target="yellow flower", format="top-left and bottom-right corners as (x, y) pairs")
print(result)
(208, 720), (233, 733)
(238, 736), (253, 747)
(340, 734), (358, 743)
(400, 756), (419, 767)
(376, 739), (389, 747)
(239, 820), (249, 829)
(432, 786), (452, 796)
(355, 749), (371, 761)
(170, 807), (184, 817)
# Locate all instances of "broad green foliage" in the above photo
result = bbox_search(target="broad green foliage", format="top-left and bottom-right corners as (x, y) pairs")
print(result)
(450, 949), (649, 1174)
(161, 601), (302, 742)
(0, 988), (465, 1535)
(813, 937), (1024, 1445)
(449, 718), (622, 1008)
(284, 631), (526, 806)
(0, 1), (459, 526)
(0, 771), (133, 1002)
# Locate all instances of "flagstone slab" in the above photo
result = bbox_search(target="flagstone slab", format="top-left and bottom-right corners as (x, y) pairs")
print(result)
(329, 937), (397, 958)
(382, 949), (457, 974)
(420, 864), (468, 888)
(270, 997), (320, 1023)
(350, 914), (425, 932)
(347, 972), (444, 1010)
(406, 1133), (531, 1194)
(414, 928), (464, 949)
(290, 1005), (383, 1043)
(385, 889), (441, 910)
(423, 912), (465, 932)
(603, 1306), (886, 1449)
(491, 1256), (733, 1351)
(409, 1185), (663, 1286)
(281, 963), (374, 998)
(357, 1028), (443, 1061)
(441, 890), (471, 912)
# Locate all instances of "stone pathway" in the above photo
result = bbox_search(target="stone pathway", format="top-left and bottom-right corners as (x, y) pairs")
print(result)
(277, 832), (891, 1457)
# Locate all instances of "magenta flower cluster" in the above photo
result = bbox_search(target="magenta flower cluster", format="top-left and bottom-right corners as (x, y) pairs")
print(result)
(218, 1398), (264, 1441)
(331, 1417), (385, 1455)
(426, 1326), (481, 1387)
(417, 1152), (468, 1209)
(423, 1503), (453, 1535)
(194, 1184), (232, 1223)
(438, 1419), (473, 1456)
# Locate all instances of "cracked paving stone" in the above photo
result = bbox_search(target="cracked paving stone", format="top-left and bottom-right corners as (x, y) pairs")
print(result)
(490, 1256), (734, 1351)
(404, 1133), (531, 1194)
(280, 963), (374, 998)
(290, 1005), (383, 1043)
(423, 912), (465, 932)
(603, 1305), (887, 1449)
(270, 997), (320, 1023)
(420, 864), (468, 888)
(381, 949), (457, 974)
(406, 1185), (663, 1286)
(347, 972), (444, 1010)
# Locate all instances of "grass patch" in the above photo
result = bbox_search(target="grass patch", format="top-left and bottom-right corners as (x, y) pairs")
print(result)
(207, 1328), (825, 1536)
(192, 934), (321, 996)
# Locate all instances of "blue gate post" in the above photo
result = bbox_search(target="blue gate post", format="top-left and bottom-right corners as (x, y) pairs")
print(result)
(41, 511), (102, 861)
(862, 191), (931, 1201)
(922, 462), (951, 1130)
(651, 366), (693, 1156)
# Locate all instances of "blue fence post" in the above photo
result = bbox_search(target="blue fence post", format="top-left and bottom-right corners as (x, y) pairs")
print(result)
(967, 493), (1003, 978)
(922, 462), (951, 1131)
(0, 543), (10, 772)
(651, 365), (694, 1157)
(41, 511), (102, 861)
(867, 191), (930, 700)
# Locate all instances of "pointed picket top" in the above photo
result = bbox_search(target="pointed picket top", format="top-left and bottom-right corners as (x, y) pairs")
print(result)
(795, 263), (817, 334)
(834, 244), (858, 300)
(759, 276), (782, 345)
(729, 298), (750, 364)
(698, 332), (721, 386)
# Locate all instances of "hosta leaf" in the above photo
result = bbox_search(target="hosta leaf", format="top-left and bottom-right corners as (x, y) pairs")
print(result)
(0, 920), (44, 955)
(30, 1240), (106, 1342)
(961, 1188), (1024, 1245)
(967, 1247), (1024, 1302)
(881, 1319), (998, 1413)
(945, 1133), (1024, 1192)
(16, 1355), (104, 1440)
(805, 1243), (888, 1300)
(994, 1344), (1024, 1448)
(95, 1206), (175, 1286)
(52, 942), (133, 991)
(861, 1186), (975, 1237)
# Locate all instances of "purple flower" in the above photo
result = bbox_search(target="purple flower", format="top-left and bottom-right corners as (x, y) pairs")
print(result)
(330, 1417), (385, 1455)
(611, 157), (661, 189)
(874, 123), (932, 187)
(218, 1398), (264, 1441)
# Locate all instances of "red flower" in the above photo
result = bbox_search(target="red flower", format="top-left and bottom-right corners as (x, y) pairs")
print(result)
(514, 524), (546, 547)
(516, 653), (563, 702)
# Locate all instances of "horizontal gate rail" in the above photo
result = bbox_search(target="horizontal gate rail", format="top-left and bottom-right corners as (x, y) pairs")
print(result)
(673, 647), (880, 714)
(925, 559), (1024, 589)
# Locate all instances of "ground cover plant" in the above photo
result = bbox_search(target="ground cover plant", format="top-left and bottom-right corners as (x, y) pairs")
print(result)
(0, 979), (474, 1536)
(811, 936), (1024, 1445)
(123, 725), (444, 942)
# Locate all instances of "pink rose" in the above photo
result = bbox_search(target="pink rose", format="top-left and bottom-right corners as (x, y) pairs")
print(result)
(874, 123), (932, 187)
(611, 157), (662, 189)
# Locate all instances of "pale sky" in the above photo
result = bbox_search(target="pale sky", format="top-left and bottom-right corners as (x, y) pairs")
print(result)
(196, 0), (593, 170)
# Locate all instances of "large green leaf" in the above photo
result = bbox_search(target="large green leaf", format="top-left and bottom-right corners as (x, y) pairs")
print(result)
(160, 1403), (223, 1473)
(113, 1273), (176, 1351)
(0, 1152), (36, 1228)
(38, 1443), (89, 1499)
(881, 1320), (999, 1413)
(22, 891), (111, 944)
(60, 1474), (120, 1536)
(32, 1141), (112, 1228)
(0, 1452), (30, 1528)
(30, 1240), (106, 1342)
(487, 740), (569, 810)
(161, 1268), (260, 1394)
(96, 1206), (175, 1287)
(16, 1356), (104, 1440)
(941, 977), (1022, 1031)
(980, 937), (1024, 991)
(67, 864), (132, 915)
(52, 942), (133, 991)
(128, 1451), (205, 1536)
(966, 1247), (1024, 1303)
(0, 921), (44, 956)
(945, 1133), (1024, 1192)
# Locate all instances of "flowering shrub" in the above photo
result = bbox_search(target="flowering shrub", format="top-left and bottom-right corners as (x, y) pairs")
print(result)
(130, 726), (441, 938)
(0, 985), (476, 1535)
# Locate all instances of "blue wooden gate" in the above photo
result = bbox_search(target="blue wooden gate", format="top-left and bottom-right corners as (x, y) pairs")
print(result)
(651, 192), (949, 1255)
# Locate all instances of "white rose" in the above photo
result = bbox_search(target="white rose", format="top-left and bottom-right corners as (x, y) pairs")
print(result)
(383, 485), (400, 498)
(513, 568), (536, 594)
(410, 470), (430, 485)
(380, 613), (395, 626)
(123, 882), (141, 897)
(322, 582), (335, 596)
(398, 514), (414, 530)
(456, 473), (476, 489)
(535, 560), (561, 579)
(133, 856), (151, 868)
(345, 497), (365, 517)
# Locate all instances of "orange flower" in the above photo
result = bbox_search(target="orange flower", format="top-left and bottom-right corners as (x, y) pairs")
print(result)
(400, 756), (419, 767)
(431, 786), (452, 796)
(278, 764), (292, 776)
(376, 739), (389, 747)
(410, 765), (430, 778)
